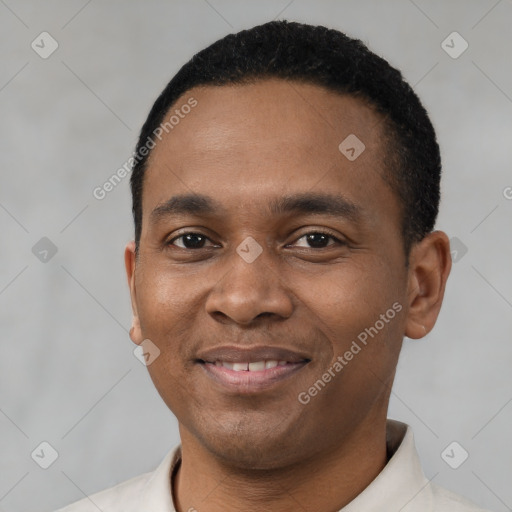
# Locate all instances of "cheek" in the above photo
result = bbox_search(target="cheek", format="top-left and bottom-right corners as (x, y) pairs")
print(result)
(134, 267), (201, 413)
(297, 258), (400, 336)
(137, 265), (196, 326)
(134, 266), (200, 377)
(297, 256), (406, 384)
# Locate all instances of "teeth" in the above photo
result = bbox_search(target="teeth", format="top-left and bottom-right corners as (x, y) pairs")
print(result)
(215, 360), (285, 371)
(248, 361), (266, 371)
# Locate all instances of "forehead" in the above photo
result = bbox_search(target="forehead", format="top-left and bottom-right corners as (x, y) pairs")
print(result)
(142, 79), (393, 222)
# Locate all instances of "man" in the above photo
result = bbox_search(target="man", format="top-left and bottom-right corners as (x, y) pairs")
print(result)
(57, 20), (491, 512)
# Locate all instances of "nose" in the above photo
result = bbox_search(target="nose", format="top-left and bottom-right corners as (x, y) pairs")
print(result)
(205, 241), (294, 326)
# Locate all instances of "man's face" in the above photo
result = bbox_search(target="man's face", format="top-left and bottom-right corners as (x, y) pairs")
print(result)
(127, 80), (411, 469)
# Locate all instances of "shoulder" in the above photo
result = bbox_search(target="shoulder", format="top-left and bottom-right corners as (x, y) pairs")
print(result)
(53, 471), (152, 512)
(430, 481), (492, 512)
(53, 444), (181, 512)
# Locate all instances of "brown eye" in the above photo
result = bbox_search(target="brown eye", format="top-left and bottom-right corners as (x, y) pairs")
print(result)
(292, 231), (345, 249)
(168, 232), (212, 249)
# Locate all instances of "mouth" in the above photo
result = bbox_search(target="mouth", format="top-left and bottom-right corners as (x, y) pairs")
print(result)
(195, 346), (311, 394)
(206, 359), (296, 371)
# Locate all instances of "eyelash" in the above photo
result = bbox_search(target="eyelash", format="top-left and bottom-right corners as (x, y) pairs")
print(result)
(166, 230), (346, 250)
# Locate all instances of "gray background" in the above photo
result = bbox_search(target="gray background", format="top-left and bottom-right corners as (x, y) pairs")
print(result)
(0, 1), (511, 511)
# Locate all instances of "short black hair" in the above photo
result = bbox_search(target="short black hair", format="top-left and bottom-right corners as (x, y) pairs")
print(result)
(130, 20), (441, 257)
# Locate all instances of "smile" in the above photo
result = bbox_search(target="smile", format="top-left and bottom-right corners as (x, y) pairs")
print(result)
(195, 345), (311, 393)
(211, 360), (290, 371)
(198, 359), (310, 394)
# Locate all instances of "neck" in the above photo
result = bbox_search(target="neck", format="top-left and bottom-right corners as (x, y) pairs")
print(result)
(173, 413), (389, 512)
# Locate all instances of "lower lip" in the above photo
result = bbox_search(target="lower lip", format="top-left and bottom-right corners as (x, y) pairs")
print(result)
(198, 361), (309, 394)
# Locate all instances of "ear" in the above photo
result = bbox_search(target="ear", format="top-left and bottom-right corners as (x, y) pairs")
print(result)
(124, 240), (143, 346)
(405, 231), (452, 339)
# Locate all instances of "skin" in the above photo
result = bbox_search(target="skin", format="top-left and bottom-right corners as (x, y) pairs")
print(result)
(125, 79), (451, 512)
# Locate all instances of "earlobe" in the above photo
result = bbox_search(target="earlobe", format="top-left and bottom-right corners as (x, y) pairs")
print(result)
(404, 231), (452, 340)
(124, 240), (143, 346)
(129, 318), (143, 346)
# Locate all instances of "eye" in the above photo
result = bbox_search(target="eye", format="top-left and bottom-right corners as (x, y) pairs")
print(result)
(167, 232), (216, 249)
(166, 230), (345, 250)
(290, 231), (345, 249)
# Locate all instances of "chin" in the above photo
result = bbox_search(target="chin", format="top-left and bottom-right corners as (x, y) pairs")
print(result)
(209, 438), (304, 471)
(191, 412), (311, 471)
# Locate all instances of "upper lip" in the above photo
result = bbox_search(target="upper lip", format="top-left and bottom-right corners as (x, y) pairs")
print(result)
(196, 345), (311, 364)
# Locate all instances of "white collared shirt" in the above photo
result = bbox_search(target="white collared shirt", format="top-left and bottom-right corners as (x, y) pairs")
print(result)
(55, 419), (491, 511)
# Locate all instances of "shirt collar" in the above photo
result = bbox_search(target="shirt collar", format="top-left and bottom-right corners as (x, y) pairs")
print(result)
(341, 419), (434, 511)
(138, 419), (433, 512)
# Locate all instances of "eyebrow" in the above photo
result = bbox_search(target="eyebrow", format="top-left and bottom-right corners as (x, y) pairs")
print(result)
(150, 192), (362, 224)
